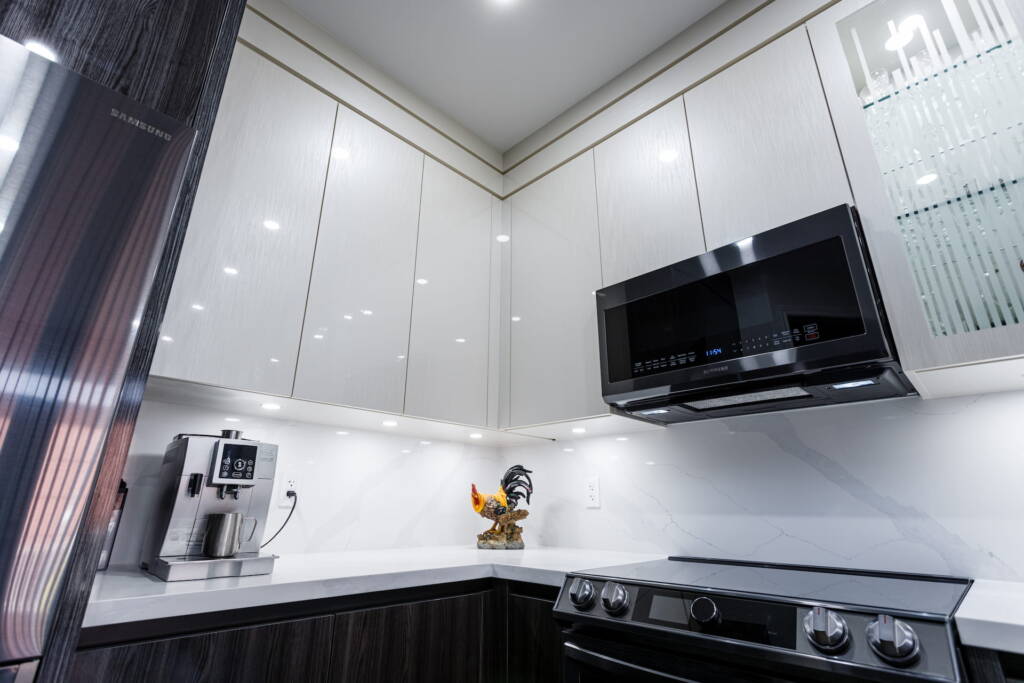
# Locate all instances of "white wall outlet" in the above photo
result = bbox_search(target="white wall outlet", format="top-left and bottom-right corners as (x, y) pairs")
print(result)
(278, 476), (298, 508)
(585, 476), (600, 509)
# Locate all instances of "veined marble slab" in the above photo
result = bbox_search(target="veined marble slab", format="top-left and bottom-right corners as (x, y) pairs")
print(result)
(85, 546), (661, 627)
(956, 580), (1024, 655)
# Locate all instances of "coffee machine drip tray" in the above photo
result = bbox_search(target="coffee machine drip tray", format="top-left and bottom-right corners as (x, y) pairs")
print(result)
(147, 552), (277, 582)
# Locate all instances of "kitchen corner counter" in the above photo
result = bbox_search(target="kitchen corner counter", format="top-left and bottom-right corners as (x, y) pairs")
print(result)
(956, 579), (1024, 656)
(85, 546), (662, 628)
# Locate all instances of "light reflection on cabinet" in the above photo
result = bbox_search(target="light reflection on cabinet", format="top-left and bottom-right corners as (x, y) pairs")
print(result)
(292, 106), (424, 413)
(404, 159), (494, 426)
(151, 45), (335, 395)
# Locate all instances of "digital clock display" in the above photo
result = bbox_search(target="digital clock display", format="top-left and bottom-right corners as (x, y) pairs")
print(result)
(705, 347), (723, 357)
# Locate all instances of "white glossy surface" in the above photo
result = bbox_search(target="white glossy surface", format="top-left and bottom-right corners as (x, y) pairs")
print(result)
(685, 28), (852, 250)
(508, 152), (606, 428)
(85, 547), (661, 626)
(152, 45), (335, 395)
(404, 159), (493, 426)
(956, 580), (1024, 655)
(594, 97), (705, 285)
(293, 105), (424, 413)
(507, 413), (662, 442)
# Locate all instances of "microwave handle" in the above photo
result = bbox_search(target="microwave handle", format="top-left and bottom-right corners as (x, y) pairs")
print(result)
(563, 641), (697, 682)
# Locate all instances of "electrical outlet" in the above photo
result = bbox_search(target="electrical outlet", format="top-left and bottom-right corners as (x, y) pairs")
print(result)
(585, 476), (600, 509)
(278, 476), (298, 508)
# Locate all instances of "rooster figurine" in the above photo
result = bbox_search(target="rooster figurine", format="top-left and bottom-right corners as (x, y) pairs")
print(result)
(470, 465), (533, 549)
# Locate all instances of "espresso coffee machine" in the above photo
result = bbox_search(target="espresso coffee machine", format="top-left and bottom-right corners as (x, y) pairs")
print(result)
(142, 430), (278, 581)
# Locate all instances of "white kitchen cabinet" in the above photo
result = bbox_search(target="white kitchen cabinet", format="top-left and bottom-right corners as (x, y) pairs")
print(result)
(151, 45), (335, 395)
(594, 97), (705, 284)
(808, 0), (1024, 397)
(404, 159), (494, 426)
(508, 152), (606, 428)
(292, 106), (424, 413)
(685, 28), (852, 251)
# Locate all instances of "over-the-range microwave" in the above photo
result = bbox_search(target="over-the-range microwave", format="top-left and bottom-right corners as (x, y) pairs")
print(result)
(596, 205), (915, 425)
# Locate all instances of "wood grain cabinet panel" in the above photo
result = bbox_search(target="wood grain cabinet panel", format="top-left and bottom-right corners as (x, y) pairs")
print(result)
(685, 28), (852, 251)
(507, 594), (563, 683)
(508, 152), (606, 428)
(293, 106), (424, 413)
(67, 616), (333, 683)
(151, 45), (336, 395)
(404, 159), (494, 426)
(594, 97), (705, 285)
(331, 592), (491, 683)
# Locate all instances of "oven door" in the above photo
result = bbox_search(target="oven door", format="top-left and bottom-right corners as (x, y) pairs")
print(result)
(564, 641), (697, 682)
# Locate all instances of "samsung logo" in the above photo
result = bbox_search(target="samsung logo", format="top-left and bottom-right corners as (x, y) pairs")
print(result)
(702, 365), (730, 375)
(110, 108), (172, 141)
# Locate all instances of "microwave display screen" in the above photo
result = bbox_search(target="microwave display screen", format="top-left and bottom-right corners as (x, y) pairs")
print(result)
(604, 237), (865, 382)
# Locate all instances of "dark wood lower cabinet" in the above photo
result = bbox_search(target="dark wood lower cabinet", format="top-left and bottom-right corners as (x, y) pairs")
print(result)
(507, 591), (563, 683)
(331, 591), (498, 683)
(68, 615), (333, 683)
(71, 580), (562, 683)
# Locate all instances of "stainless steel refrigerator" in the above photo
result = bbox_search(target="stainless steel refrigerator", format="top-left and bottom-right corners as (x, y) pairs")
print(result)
(0, 35), (193, 666)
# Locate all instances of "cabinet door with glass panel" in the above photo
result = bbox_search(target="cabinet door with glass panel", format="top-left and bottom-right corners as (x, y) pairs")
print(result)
(809, 0), (1024, 398)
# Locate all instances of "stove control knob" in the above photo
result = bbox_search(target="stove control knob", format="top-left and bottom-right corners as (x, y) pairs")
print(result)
(803, 607), (849, 653)
(689, 596), (720, 625)
(568, 578), (596, 610)
(600, 581), (630, 616)
(866, 614), (920, 666)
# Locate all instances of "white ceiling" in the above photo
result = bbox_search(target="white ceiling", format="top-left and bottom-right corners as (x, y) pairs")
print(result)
(282, 0), (726, 152)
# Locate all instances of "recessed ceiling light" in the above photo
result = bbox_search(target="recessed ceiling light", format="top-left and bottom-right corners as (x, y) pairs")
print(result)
(455, 338), (466, 343)
(263, 219), (280, 231)
(382, 419), (398, 427)
(313, 333), (324, 339)
(572, 427), (586, 434)
(343, 314), (353, 320)
(332, 147), (350, 160)
(160, 335), (173, 343)
(361, 309), (373, 316)
(916, 172), (938, 185)
(616, 436), (629, 441)
(0, 135), (19, 153)
(24, 40), (58, 62)
(511, 316), (521, 322)
(223, 266), (238, 275)
(261, 402), (281, 410)
(190, 303), (205, 311)
(469, 433), (483, 439)
(416, 278), (429, 285)
(658, 149), (679, 163)
(225, 417), (241, 422)
(495, 234), (510, 243)
(336, 430), (349, 435)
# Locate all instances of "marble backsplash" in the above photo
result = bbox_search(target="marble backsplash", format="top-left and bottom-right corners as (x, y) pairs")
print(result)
(114, 390), (1024, 581)
(500, 390), (1024, 581)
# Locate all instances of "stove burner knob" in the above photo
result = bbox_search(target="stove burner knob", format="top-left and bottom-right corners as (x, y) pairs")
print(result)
(689, 596), (720, 625)
(600, 581), (630, 616)
(568, 578), (596, 610)
(866, 614), (920, 666)
(803, 607), (849, 653)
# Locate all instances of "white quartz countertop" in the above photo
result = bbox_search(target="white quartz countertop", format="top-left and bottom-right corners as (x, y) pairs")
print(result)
(955, 579), (1024, 656)
(85, 546), (662, 628)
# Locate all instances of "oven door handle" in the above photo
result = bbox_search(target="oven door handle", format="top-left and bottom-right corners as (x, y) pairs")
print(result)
(563, 641), (699, 682)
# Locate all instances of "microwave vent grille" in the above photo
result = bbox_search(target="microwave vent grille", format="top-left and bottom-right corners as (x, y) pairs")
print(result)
(682, 386), (810, 411)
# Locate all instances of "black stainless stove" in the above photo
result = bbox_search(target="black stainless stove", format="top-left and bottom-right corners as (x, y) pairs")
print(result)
(554, 557), (971, 682)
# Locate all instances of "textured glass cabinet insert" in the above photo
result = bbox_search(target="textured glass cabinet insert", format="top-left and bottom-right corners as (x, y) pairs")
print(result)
(837, 0), (1024, 337)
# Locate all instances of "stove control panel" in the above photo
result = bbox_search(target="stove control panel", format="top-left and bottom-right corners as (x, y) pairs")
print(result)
(555, 574), (960, 682)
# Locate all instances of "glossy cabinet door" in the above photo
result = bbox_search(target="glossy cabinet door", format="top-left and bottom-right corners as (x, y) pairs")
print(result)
(685, 28), (852, 251)
(404, 159), (494, 426)
(594, 97), (705, 284)
(151, 45), (335, 395)
(508, 152), (606, 428)
(293, 106), (424, 413)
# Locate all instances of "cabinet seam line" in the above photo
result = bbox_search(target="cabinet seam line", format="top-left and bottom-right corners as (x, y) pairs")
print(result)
(401, 155), (427, 415)
(591, 151), (606, 288)
(681, 97), (708, 253)
(291, 104), (340, 398)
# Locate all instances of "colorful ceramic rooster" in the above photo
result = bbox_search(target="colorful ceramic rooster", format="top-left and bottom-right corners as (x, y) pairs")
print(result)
(470, 465), (533, 548)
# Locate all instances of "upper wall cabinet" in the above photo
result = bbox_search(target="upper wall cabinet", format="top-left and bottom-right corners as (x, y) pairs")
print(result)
(808, 0), (1024, 397)
(292, 106), (424, 413)
(151, 46), (335, 395)
(404, 159), (495, 426)
(508, 152), (606, 428)
(685, 29), (853, 251)
(594, 97), (705, 285)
